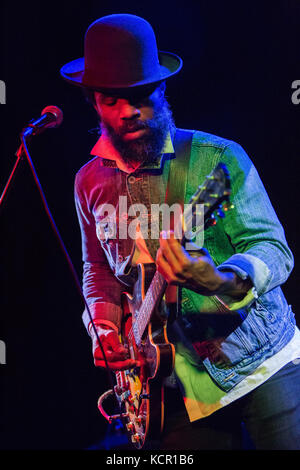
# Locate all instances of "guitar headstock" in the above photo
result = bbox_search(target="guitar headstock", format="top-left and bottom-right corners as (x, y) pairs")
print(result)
(183, 162), (232, 245)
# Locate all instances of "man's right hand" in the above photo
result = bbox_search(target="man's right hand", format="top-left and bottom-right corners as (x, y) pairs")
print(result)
(89, 323), (138, 370)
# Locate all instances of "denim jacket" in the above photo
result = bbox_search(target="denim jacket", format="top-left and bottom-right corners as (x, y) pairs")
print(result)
(74, 129), (296, 392)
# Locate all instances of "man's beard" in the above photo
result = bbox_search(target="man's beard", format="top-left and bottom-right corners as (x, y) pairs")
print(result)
(101, 96), (175, 166)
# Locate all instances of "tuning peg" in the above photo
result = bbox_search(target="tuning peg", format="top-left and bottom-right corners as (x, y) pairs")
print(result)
(223, 202), (235, 211)
(217, 206), (225, 218)
(206, 214), (217, 226)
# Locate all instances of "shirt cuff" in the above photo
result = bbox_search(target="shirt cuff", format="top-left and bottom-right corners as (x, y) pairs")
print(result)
(216, 287), (257, 312)
(82, 301), (123, 334)
(217, 252), (271, 297)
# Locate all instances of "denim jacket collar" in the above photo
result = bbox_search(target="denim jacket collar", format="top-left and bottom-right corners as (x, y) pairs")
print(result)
(90, 130), (174, 173)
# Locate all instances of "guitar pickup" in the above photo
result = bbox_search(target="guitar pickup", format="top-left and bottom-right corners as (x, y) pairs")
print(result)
(139, 393), (150, 400)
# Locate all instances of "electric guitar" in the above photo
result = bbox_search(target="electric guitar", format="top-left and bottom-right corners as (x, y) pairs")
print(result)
(98, 162), (231, 449)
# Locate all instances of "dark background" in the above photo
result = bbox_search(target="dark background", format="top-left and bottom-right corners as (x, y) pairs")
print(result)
(0, 0), (299, 449)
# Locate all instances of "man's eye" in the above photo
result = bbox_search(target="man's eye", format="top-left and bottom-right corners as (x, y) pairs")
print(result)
(103, 97), (118, 106)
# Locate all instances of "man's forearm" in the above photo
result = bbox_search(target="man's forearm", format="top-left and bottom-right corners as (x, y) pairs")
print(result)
(215, 270), (253, 300)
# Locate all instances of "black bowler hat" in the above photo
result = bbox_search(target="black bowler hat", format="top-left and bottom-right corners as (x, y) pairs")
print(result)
(60, 14), (182, 91)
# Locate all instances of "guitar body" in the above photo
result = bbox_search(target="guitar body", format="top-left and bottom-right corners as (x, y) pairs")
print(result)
(118, 263), (175, 448)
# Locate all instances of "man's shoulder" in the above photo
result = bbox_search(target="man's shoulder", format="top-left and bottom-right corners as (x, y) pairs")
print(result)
(190, 129), (237, 150)
(183, 129), (251, 187)
(188, 129), (249, 167)
(74, 155), (108, 189)
(76, 156), (100, 177)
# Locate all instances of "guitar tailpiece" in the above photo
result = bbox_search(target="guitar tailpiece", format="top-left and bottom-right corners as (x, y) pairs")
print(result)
(97, 389), (128, 423)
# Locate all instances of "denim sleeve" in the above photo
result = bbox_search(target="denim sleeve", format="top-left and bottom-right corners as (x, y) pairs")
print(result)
(74, 174), (123, 333)
(216, 141), (294, 298)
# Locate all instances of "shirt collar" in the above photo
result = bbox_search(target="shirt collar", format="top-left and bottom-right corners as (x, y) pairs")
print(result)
(90, 130), (175, 173)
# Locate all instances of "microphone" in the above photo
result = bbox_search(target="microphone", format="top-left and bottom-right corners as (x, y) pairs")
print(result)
(22, 106), (63, 137)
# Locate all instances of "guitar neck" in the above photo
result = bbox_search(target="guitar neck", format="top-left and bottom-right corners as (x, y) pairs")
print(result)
(132, 162), (231, 347)
(132, 270), (167, 346)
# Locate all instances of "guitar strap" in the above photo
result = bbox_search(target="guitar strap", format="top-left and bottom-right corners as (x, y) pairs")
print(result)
(165, 128), (195, 320)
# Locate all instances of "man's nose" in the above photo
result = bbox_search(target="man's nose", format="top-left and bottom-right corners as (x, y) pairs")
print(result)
(120, 100), (141, 120)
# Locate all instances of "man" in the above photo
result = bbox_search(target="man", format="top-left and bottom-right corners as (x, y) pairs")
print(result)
(60, 14), (300, 449)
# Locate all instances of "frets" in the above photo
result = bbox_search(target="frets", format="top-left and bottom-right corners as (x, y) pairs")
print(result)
(132, 271), (166, 346)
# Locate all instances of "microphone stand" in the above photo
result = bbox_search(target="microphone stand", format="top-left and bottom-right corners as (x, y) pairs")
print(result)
(0, 139), (26, 209)
(1, 129), (123, 419)
(0, 125), (42, 209)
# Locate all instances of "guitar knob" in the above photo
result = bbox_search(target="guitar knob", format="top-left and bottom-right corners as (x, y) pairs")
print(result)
(131, 433), (141, 443)
(135, 415), (145, 425)
(126, 422), (135, 432)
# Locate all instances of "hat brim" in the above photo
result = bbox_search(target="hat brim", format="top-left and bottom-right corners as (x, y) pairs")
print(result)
(59, 51), (182, 91)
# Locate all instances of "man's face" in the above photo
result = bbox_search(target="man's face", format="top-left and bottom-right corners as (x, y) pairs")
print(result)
(93, 84), (174, 165)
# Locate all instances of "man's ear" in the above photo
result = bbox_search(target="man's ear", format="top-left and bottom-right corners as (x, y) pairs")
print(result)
(93, 91), (99, 112)
(159, 81), (166, 96)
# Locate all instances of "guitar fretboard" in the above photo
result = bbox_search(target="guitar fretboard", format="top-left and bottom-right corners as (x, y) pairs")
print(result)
(132, 271), (166, 346)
